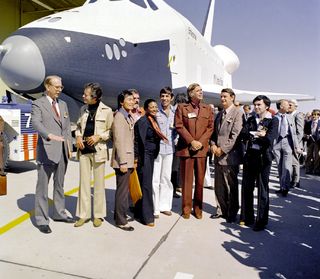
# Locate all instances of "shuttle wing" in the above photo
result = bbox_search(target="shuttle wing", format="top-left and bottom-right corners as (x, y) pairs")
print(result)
(201, 84), (315, 104)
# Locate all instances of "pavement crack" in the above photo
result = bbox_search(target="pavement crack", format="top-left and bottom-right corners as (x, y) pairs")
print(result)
(133, 215), (182, 279)
(0, 259), (95, 279)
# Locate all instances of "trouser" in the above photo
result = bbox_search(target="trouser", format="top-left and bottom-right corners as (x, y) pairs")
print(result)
(273, 137), (293, 190)
(76, 153), (106, 219)
(180, 157), (206, 216)
(305, 142), (320, 174)
(135, 153), (155, 224)
(152, 154), (173, 215)
(114, 168), (133, 226)
(214, 164), (239, 220)
(291, 154), (300, 183)
(241, 151), (271, 226)
(35, 152), (68, 226)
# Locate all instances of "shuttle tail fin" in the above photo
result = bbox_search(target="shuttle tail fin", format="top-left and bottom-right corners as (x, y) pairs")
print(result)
(202, 0), (215, 45)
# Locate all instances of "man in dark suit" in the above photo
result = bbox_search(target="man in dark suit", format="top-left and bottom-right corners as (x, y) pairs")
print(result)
(175, 83), (214, 219)
(31, 75), (73, 234)
(210, 88), (243, 223)
(304, 109), (320, 175)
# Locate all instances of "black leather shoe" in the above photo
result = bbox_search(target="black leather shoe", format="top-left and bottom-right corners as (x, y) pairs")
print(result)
(53, 217), (75, 223)
(253, 223), (265, 231)
(173, 192), (181, 198)
(38, 225), (52, 234)
(281, 189), (288, 197)
(275, 189), (283, 194)
(117, 224), (134, 231)
(210, 214), (225, 219)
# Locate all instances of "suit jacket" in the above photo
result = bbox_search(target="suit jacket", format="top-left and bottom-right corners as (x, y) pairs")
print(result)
(111, 109), (135, 168)
(32, 94), (71, 164)
(241, 113), (279, 163)
(134, 115), (160, 166)
(292, 111), (305, 147)
(304, 119), (320, 144)
(211, 105), (243, 165)
(274, 113), (299, 154)
(175, 102), (214, 157)
(75, 101), (113, 162)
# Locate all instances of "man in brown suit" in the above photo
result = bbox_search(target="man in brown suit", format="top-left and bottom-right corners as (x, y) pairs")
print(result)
(210, 88), (243, 223)
(175, 83), (214, 219)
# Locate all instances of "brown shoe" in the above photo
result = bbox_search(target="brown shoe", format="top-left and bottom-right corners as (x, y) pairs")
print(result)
(161, 211), (172, 216)
(93, 218), (103, 227)
(182, 213), (190, 219)
(146, 223), (155, 227)
(194, 213), (202, 219)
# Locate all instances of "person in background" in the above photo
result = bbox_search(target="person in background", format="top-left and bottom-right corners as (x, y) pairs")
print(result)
(74, 83), (113, 228)
(129, 89), (145, 122)
(240, 95), (279, 231)
(152, 87), (176, 218)
(304, 109), (320, 175)
(175, 83), (214, 219)
(31, 75), (73, 234)
(288, 99), (304, 188)
(134, 99), (165, 226)
(210, 88), (243, 223)
(273, 99), (299, 197)
(171, 92), (188, 198)
(111, 90), (136, 231)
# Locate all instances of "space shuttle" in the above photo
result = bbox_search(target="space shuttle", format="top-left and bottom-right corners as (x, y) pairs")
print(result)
(0, 0), (314, 118)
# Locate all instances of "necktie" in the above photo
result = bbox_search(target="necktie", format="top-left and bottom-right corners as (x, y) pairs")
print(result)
(280, 114), (287, 138)
(52, 100), (60, 120)
(312, 121), (317, 136)
(147, 115), (168, 143)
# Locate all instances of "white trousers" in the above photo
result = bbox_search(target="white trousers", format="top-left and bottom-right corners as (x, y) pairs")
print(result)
(152, 153), (173, 215)
(76, 153), (106, 219)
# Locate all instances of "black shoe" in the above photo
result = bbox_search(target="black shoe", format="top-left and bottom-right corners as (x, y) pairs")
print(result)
(210, 213), (225, 219)
(281, 189), (288, 197)
(173, 192), (181, 198)
(53, 217), (75, 223)
(227, 217), (237, 223)
(204, 186), (214, 190)
(253, 223), (265, 231)
(295, 182), (300, 188)
(117, 224), (134, 231)
(275, 189), (283, 194)
(38, 225), (52, 234)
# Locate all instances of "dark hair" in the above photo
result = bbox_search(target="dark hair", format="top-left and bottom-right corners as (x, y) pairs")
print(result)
(117, 90), (133, 109)
(253, 95), (271, 109)
(276, 99), (288, 110)
(84, 82), (103, 100)
(221, 88), (235, 99)
(128, 88), (139, 95)
(174, 92), (188, 105)
(159, 86), (173, 97)
(143, 98), (157, 111)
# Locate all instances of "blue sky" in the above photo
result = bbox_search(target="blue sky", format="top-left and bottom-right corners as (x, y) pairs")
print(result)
(165, 0), (320, 113)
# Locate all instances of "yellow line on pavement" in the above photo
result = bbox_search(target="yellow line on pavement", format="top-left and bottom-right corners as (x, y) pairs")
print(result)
(0, 172), (115, 235)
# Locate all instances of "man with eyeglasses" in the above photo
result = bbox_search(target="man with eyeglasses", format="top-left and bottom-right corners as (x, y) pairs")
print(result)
(304, 109), (320, 175)
(31, 75), (74, 234)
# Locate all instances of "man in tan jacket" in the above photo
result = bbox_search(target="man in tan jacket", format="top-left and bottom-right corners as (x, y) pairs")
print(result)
(74, 83), (113, 227)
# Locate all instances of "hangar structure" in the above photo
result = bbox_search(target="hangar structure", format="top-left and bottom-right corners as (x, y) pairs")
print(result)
(0, 0), (85, 95)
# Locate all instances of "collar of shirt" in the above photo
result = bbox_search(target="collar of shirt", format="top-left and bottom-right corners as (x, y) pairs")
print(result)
(190, 100), (200, 109)
(158, 104), (175, 115)
(119, 107), (132, 120)
(224, 104), (234, 115)
(46, 95), (57, 105)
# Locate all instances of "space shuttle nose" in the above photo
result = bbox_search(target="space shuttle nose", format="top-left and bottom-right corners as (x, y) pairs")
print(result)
(0, 35), (45, 91)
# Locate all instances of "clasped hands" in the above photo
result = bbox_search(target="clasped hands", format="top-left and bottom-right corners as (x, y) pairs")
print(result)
(76, 135), (100, 150)
(190, 140), (202, 151)
(210, 144), (224, 157)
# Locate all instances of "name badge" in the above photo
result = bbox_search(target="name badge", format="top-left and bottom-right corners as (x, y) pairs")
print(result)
(188, 112), (197, 119)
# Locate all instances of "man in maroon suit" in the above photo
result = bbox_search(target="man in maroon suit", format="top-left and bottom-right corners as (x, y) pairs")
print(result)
(175, 83), (214, 219)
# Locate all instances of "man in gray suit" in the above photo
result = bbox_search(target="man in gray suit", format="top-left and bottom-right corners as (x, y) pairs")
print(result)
(210, 88), (243, 223)
(288, 99), (304, 188)
(273, 99), (299, 197)
(32, 75), (73, 234)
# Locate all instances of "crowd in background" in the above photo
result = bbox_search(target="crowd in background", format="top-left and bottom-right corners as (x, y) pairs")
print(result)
(31, 75), (320, 234)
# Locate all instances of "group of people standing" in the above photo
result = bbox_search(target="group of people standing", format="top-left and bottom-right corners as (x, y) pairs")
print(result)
(31, 75), (318, 234)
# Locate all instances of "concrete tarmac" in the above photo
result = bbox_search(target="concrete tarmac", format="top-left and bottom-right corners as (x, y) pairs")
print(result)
(0, 158), (319, 279)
